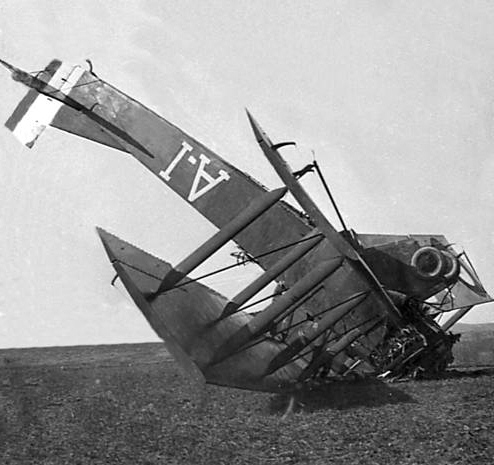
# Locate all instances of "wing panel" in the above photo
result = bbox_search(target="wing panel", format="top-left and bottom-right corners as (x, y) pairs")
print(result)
(98, 228), (307, 392)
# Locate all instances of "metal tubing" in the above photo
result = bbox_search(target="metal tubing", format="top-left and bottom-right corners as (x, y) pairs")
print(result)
(441, 306), (474, 332)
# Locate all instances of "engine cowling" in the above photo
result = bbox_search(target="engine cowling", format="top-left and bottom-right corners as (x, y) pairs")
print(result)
(410, 246), (458, 280)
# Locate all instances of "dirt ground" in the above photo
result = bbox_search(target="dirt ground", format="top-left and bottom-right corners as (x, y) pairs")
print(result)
(1, 344), (493, 464)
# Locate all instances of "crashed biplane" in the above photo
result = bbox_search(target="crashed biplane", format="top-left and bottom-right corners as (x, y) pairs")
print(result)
(2, 58), (492, 392)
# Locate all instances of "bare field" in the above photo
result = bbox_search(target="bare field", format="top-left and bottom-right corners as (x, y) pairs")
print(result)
(1, 344), (493, 464)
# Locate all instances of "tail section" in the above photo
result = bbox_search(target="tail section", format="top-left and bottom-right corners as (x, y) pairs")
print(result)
(5, 60), (86, 148)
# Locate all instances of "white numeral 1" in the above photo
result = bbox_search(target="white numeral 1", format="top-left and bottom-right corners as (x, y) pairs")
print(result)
(159, 141), (193, 181)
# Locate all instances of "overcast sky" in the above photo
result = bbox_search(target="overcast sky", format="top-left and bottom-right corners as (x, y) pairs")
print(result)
(1, 0), (494, 348)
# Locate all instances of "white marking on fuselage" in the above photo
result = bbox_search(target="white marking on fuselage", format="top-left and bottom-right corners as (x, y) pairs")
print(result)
(159, 141), (193, 181)
(159, 140), (230, 202)
(187, 154), (230, 202)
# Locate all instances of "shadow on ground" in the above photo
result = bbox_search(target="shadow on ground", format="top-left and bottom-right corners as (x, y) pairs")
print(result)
(442, 367), (494, 379)
(269, 378), (415, 414)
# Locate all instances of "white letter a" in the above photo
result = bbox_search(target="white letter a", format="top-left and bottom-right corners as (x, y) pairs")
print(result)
(187, 154), (230, 202)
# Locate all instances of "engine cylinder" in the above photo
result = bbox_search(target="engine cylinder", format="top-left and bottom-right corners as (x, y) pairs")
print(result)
(441, 250), (459, 279)
(411, 246), (459, 280)
(411, 246), (443, 279)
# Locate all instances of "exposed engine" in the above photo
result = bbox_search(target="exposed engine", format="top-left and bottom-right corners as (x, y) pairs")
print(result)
(370, 292), (461, 379)
(411, 246), (459, 281)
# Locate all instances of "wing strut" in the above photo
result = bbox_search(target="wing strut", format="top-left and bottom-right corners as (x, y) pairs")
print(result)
(263, 290), (370, 375)
(209, 258), (344, 366)
(149, 186), (288, 299)
(312, 159), (349, 233)
(440, 306), (473, 331)
(219, 231), (324, 319)
(298, 317), (383, 380)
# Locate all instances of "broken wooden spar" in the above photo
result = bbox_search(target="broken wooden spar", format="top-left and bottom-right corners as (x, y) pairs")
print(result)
(209, 257), (343, 366)
(151, 187), (288, 297)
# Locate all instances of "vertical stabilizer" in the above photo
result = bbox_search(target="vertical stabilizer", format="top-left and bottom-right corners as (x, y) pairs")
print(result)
(5, 60), (84, 148)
